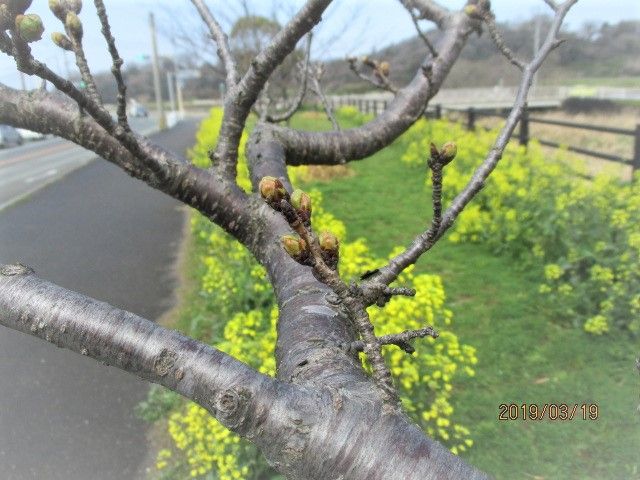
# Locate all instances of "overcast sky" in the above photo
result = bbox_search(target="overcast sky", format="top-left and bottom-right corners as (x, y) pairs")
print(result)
(1, 0), (638, 89)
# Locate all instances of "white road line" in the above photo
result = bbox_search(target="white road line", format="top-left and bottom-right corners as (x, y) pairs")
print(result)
(24, 169), (58, 184)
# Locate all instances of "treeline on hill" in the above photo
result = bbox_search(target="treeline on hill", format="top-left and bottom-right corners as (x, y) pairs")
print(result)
(323, 19), (640, 92)
(85, 19), (639, 104)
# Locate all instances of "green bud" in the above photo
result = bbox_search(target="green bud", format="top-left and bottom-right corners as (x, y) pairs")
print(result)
(65, 11), (82, 40)
(51, 31), (72, 50)
(464, 5), (478, 16)
(290, 189), (312, 219)
(8, 0), (32, 15)
(259, 176), (287, 204)
(281, 234), (306, 258)
(49, 0), (66, 21)
(15, 13), (43, 42)
(319, 231), (339, 253)
(440, 141), (457, 164)
(0, 5), (12, 30)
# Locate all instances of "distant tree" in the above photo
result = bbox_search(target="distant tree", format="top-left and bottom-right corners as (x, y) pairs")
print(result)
(0, 0), (578, 478)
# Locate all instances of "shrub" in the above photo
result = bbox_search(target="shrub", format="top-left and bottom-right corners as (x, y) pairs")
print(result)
(402, 118), (640, 335)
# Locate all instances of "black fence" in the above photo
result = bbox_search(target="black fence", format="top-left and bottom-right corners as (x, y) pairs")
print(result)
(328, 97), (640, 175)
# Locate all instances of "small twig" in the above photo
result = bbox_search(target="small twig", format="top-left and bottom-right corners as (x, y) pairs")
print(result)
(408, 7), (438, 58)
(266, 33), (313, 123)
(481, 10), (525, 70)
(190, 0), (239, 87)
(347, 56), (398, 94)
(94, 0), (129, 130)
(542, 0), (559, 11)
(349, 326), (438, 355)
(309, 64), (340, 130)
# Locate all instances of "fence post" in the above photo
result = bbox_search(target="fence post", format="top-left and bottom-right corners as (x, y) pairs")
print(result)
(383, 100), (388, 110)
(467, 107), (476, 130)
(519, 104), (529, 147)
(435, 104), (442, 119)
(633, 124), (640, 179)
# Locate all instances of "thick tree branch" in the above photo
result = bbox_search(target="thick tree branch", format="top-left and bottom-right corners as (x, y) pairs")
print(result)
(0, 84), (256, 250)
(190, 0), (239, 88)
(0, 264), (274, 413)
(368, 0), (578, 288)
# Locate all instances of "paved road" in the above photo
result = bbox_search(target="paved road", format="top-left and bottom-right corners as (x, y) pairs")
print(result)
(0, 116), (157, 211)
(0, 119), (198, 479)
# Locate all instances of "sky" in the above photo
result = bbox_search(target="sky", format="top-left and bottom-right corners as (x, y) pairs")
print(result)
(1, 0), (638, 89)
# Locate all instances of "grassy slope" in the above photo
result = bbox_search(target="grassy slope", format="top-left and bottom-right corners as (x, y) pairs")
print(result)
(292, 112), (640, 480)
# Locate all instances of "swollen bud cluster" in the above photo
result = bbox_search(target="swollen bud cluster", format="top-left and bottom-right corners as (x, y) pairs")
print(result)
(49, 0), (81, 22)
(259, 176), (340, 272)
(51, 31), (72, 50)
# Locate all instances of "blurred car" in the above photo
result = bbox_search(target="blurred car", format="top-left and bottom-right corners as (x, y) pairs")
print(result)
(128, 105), (149, 118)
(16, 128), (46, 141)
(0, 125), (23, 148)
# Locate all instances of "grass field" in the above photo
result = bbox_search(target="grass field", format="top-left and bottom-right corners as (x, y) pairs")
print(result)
(292, 111), (640, 480)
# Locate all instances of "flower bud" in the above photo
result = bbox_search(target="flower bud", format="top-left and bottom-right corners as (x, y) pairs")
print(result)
(319, 231), (339, 270)
(48, 0), (66, 21)
(15, 13), (43, 42)
(51, 31), (72, 50)
(319, 231), (339, 253)
(440, 141), (457, 165)
(464, 5), (479, 17)
(379, 61), (390, 77)
(259, 176), (287, 205)
(65, 11), (82, 40)
(290, 189), (312, 221)
(281, 234), (306, 258)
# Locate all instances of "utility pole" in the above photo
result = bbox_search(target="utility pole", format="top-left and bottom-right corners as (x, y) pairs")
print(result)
(149, 12), (166, 130)
(166, 71), (177, 113)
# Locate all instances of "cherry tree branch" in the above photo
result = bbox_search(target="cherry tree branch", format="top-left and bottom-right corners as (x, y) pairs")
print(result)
(368, 0), (578, 288)
(266, 9), (474, 165)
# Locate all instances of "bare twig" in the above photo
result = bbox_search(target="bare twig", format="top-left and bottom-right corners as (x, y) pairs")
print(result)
(407, 6), (438, 57)
(542, 0), (559, 11)
(350, 326), (438, 354)
(309, 64), (340, 130)
(266, 33), (313, 123)
(190, 0), (239, 88)
(481, 10), (525, 70)
(94, 0), (130, 130)
(399, 0), (450, 29)
(366, 0), (578, 288)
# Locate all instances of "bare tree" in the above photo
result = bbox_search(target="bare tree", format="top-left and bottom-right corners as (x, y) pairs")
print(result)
(0, 0), (578, 478)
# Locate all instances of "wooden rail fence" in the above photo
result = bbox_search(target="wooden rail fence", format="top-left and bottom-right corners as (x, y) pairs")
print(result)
(326, 97), (640, 175)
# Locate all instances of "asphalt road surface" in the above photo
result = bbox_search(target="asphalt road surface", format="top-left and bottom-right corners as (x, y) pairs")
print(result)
(0, 116), (157, 211)
(0, 119), (198, 479)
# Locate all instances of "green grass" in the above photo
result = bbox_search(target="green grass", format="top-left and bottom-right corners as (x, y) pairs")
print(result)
(294, 114), (640, 480)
